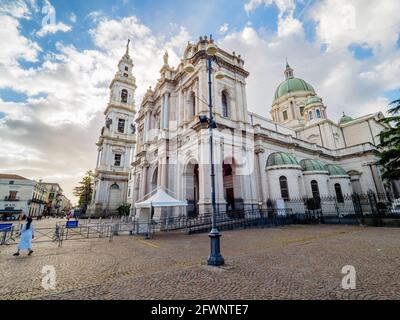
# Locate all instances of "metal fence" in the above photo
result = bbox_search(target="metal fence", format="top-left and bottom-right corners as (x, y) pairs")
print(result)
(2, 192), (399, 246)
(0, 221), (115, 247)
(137, 192), (400, 234)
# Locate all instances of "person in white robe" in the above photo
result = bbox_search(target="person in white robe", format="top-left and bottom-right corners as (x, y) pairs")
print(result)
(13, 217), (35, 256)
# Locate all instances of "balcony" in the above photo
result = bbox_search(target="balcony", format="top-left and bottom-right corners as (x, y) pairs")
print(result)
(4, 197), (19, 201)
(31, 198), (46, 204)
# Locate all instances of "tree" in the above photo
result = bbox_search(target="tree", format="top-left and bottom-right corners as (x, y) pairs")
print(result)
(73, 170), (94, 213)
(117, 203), (131, 216)
(377, 97), (400, 181)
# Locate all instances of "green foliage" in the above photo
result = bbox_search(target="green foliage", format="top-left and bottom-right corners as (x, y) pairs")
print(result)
(377, 98), (400, 180)
(117, 203), (131, 216)
(73, 170), (94, 212)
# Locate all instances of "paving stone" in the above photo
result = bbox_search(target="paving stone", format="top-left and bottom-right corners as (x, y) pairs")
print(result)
(1, 220), (399, 299)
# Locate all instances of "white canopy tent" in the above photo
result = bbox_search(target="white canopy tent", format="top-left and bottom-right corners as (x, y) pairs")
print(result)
(135, 187), (187, 209)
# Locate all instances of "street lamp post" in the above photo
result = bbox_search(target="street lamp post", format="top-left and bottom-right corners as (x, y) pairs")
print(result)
(184, 35), (224, 266)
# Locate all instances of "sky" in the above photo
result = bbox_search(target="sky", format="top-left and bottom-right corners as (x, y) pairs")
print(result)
(0, 0), (399, 204)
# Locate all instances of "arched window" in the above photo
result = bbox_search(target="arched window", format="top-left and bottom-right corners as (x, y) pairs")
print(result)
(190, 92), (196, 117)
(279, 176), (289, 200)
(311, 180), (320, 198)
(308, 110), (313, 120)
(110, 183), (119, 190)
(316, 109), (321, 118)
(222, 91), (228, 118)
(335, 183), (344, 203)
(311, 180), (321, 209)
(121, 89), (128, 104)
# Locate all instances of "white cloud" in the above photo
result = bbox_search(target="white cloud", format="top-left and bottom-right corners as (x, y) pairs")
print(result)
(220, 23), (396, 122)
(309, 0), (400, 55)
(219, 23), (229, 34)
(245, 0), (295, 13)
(87, 10), (106, 23)
(245, 0), (302, 38)
(0, 14), (192, 201)
(0, 15), (41, 65)
(0, 0), (37, 19)
(1, 1), (399, 202)
(89, 16), (189, 101)
(70, 12), (77, 23)
(277, 12), (303, 37)
(36, 22), (72, 37)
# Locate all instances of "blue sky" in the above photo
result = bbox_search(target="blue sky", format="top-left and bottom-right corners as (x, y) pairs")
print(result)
(7, 0), (400, 106)
(0, 0), (399, 202)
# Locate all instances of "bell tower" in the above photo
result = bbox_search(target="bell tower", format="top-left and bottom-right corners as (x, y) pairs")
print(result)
(87, 40), (137, 217)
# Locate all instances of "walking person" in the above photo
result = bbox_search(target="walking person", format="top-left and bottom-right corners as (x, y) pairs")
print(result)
(13, 217), (35, 256)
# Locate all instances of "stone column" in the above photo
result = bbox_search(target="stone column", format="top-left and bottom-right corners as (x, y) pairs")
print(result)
(140, 162), (149, 199)
(255, 147), (267, 205)
(178, 90), (183, 124)
(215, 137), (225, 211)
(198, 133), (212, 214)
(164, 93), (170, 130)
(161, 157), (168, 188)
(96, 149), (100, 168)
(160, 94), (165, 129)
(143, 112), (148, 142)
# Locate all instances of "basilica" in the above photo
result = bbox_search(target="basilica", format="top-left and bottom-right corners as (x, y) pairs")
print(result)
(87, 36), (397, 218)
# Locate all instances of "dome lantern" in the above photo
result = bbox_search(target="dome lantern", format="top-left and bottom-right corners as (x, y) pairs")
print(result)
(284, 59), (294, 80)
(274, 63), (315, 100)
(339, 112), (353, 125)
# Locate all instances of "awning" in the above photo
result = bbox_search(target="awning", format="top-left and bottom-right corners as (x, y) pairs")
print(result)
(135, 188), (187, 209)
(0, 209), (23, 214)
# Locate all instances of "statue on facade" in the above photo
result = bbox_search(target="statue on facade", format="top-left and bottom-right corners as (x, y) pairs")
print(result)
(163, 50), (169, 66)
(126, 39), (130, 56)
(130, 123), (136, 134)
(105, 118), (112, 129)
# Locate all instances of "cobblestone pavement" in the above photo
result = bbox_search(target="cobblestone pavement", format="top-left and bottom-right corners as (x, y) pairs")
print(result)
(1, 220), (400, 299)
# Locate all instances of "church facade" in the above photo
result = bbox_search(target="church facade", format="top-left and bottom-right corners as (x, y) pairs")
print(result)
(89, 36), (397, 218)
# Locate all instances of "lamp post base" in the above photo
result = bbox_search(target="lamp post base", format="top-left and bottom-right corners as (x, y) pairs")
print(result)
(207, 228), (224, 266)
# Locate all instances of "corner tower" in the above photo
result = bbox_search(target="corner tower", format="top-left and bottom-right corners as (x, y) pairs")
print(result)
(87, 40), (137, 217)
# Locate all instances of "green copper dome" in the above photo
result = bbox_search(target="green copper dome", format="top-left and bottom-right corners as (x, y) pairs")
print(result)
(300, 159), (327, 172)
(305, 96), (322, 105)
(325, 164), (348, 176)
(267, 152), (299, 167)
(339, 113), (353, 124)
(274, 78), (315, 99)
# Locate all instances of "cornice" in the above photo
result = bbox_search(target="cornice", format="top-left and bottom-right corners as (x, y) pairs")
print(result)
(104, 103), (136, 116)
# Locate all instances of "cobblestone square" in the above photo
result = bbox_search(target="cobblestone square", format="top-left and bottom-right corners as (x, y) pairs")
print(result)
(1, 220), (400, 300)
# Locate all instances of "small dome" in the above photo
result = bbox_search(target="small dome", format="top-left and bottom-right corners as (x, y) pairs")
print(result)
(275, 78), (315, 100)
(267, 152), (299, 167)
(339, 113), (353, 124)
(305, 96), (322, 106)
(325, 164), (348, 176)
(300, 159), (327, 172)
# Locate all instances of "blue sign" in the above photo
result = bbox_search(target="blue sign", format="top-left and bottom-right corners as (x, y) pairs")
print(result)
(66, 220), (79, 228)
(0, 223), (13, 232)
